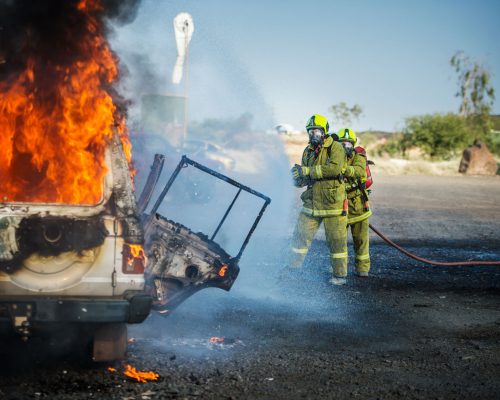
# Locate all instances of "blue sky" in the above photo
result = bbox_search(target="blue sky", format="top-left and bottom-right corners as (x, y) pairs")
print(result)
(113, 0), (500, 132)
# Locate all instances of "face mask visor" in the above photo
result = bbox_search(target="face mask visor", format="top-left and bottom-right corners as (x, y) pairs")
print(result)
(308, 128), (324, 145)
(341, 141), (354, 157)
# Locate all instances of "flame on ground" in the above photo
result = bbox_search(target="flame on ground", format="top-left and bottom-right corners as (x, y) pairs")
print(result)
(124, 364), (159, 383)
(0, 0), (131, 205)
(209, 336), (225, 344)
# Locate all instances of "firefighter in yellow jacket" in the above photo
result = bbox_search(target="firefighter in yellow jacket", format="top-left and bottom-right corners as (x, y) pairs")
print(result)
(337, 128), (372, 276)
(290, 114), (348, 285)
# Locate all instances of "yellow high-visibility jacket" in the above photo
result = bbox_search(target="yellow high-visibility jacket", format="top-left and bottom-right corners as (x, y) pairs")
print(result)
(298, 136), (347, 217)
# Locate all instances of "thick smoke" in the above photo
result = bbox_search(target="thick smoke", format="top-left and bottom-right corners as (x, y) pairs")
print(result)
(0, 0), (141, 125)
(0, 0), (140, 77)
(0, 0), (142, 130)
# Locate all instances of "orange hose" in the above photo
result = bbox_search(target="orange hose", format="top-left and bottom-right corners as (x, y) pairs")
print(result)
(369, 224), (500, 266)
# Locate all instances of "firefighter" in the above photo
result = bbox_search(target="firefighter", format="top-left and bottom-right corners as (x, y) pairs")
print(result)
(337, 128), (372, 276)
(290, 114), (348, 285)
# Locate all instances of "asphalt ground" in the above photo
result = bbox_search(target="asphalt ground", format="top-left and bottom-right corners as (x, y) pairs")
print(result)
(1, 174), (499, 400)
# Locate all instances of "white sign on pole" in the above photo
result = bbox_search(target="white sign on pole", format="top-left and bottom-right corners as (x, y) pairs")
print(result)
(172, 12), (194, 85)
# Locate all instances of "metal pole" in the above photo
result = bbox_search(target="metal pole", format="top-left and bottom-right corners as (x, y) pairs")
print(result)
(183, 22), (190, 143)
(236, 199), (271, 261)
(149, 156), (187, 216)
(211, 188), (242, 241)
(183, 157), (271, 203)
(137, 154), (165, 215)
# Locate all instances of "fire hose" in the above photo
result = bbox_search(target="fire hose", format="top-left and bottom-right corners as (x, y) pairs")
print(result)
(369, 224), (500, 267)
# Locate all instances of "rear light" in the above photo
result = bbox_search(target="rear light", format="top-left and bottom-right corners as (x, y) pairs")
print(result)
(218, 264), (228, 277)
(122, 244), (146, 274)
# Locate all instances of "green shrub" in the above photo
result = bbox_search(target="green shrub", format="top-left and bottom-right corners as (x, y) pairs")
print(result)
(401, 113), (469, 160)
(376, 133), (406, 157)
(488, 131), (500, 156)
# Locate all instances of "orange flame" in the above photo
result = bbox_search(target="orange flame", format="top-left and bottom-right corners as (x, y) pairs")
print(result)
(107, 367), (116, 373)
(209, 336), (225, 344)
(123, 244), (147, 273)
(0, 0), (131, 205)
(123, 364), (159, 383)
(218, 265), (228, 277)
(128, 244), (146, 259)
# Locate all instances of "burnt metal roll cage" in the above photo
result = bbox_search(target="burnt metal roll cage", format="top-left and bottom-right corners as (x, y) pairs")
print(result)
(140, 155), (271, 262)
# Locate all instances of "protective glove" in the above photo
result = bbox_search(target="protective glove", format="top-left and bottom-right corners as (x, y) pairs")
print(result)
(340, 166), (347, 181)
(291, 164), (310, 179)
(344, 166), (355, 177)
(291, 165), (301, 187)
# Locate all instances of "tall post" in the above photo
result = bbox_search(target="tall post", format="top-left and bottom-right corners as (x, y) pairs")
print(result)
(172, 13), (194, 144)
(183, 22), (190, 143)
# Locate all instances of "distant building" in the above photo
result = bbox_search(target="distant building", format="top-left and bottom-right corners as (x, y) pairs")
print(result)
(141, 94), (186, 147)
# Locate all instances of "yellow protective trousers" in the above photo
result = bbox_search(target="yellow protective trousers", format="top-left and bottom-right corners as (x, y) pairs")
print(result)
(349, 217), (370, 274)
(291, 212), (348, 277)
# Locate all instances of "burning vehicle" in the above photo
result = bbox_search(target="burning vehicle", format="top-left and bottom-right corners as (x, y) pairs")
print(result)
(0, 0), (270, 361)
(0, 146), (270, 361)
(0, 133), (151, 361)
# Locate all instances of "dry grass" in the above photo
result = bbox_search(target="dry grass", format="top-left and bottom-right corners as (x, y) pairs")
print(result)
(370, 156), (461, 176)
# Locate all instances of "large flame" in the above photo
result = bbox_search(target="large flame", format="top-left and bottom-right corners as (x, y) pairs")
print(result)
(0, 0), (131, 205)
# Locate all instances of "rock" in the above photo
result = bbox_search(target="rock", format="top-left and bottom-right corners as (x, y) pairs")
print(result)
(459, 141), (498, 175)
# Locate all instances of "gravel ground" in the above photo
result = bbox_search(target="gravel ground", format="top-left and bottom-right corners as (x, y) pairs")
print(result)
(1, 175), (499, 400)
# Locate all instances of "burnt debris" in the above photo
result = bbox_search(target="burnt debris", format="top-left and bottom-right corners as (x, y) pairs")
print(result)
(143, 214), (239, 314)
(0, 216), (107, 273)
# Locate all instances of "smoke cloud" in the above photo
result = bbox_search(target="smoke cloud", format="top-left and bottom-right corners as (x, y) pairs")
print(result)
(0, 0), (141, 78)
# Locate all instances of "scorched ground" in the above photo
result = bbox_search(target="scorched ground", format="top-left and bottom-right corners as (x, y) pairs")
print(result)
(0, 175), (499, 400)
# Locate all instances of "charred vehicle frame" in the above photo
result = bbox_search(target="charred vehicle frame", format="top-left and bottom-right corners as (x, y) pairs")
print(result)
(0, 147), (270, 361)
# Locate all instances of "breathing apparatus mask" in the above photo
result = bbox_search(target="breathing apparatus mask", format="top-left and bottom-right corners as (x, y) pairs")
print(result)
(341, 141), (354, 157)
(307, 128), (324, 146)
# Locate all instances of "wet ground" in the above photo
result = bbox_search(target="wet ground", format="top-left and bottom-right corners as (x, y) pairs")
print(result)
(1, 175), (499, 399)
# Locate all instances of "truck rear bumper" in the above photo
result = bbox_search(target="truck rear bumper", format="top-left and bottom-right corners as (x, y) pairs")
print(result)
(0, 293), (152, 324)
